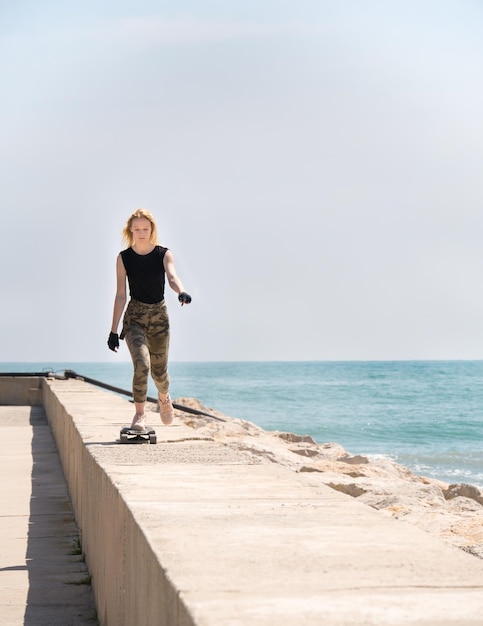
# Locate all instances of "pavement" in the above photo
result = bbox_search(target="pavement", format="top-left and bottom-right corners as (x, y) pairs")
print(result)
(2, 382), (483, 625)
(0, 404), (98, 626)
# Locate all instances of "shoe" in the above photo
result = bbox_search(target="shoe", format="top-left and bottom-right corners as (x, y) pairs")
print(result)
(130, 413), (146, 431)
(159, 394), (174, 425)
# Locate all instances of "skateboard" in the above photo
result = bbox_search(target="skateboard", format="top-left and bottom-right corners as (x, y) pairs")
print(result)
(120, 426), (157, 444)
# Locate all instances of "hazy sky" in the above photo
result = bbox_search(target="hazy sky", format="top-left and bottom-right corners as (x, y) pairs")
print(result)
(2, 0), (483, 363)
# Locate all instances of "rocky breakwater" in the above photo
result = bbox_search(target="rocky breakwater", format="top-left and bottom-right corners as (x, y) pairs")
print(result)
(173, 398), (483, 560)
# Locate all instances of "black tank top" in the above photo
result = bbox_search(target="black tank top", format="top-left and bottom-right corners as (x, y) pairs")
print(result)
(120, 246), (168, 304)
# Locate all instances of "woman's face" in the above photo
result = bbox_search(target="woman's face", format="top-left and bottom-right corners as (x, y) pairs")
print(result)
(130, 217), (152, 244)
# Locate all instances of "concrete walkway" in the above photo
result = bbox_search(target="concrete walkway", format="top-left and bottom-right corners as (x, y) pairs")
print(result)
(3, 379), (483, 625)
(0, 404), (98, 625)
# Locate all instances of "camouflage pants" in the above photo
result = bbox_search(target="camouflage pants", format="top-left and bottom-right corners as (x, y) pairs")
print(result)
(121, 299), (170, 403)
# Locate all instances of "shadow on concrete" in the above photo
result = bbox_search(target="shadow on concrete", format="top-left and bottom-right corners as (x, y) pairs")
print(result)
(23, 406), (98, 625)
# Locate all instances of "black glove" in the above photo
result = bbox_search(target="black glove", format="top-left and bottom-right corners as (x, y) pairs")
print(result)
(178, 292), (192, 305)
(107, 332), (119, 352)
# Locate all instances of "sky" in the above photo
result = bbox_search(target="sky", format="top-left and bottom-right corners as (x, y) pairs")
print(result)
(1, 0), (483, 363)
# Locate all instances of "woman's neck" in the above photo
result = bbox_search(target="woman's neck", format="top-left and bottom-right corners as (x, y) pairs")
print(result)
(132, 243), (155, 255)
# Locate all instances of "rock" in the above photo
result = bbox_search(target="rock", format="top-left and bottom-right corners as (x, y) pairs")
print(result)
(337, 454), (370, 465)
(277, 432), (317, 444)
(288, 446), (319, 458)
(443, 483), (483, 506)
(327, 482), (368, 498)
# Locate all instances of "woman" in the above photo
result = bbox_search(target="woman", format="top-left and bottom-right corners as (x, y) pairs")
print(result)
(108, 208), (191, 430)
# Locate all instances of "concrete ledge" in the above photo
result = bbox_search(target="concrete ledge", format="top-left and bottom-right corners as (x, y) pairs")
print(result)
(41, 377), (483, 626)
(42, 378), (194, 626)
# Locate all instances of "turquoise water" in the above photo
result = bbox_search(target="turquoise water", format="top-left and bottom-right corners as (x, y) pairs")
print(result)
(2, 361), (482, 488)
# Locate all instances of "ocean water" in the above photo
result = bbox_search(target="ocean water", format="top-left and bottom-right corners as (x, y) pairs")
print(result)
(1, 361), (482, 488)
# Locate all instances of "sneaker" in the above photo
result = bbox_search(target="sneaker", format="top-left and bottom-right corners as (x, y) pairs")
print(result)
(159, 394), (174, 425)
(130, 413), (146, 431)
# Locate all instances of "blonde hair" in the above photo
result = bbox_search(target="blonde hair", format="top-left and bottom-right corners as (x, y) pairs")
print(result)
(122, 208), (159, 247)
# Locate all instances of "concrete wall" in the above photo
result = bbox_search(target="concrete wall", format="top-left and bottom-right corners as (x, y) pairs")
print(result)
(41, 378), (196, 626)
(0, 376), (43, 406)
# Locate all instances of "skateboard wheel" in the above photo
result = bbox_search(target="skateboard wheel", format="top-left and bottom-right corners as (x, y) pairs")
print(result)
(149, 434), (157, 444)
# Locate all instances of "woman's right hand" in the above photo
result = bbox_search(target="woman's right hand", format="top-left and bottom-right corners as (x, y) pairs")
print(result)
(107, 332), (119, 352)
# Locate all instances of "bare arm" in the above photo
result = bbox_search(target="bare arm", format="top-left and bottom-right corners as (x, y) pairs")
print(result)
(163, 250), (187, 297)
(111, 254), (127, 333)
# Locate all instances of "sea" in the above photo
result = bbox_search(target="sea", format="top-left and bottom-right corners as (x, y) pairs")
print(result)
(1, 361), (482, 489)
